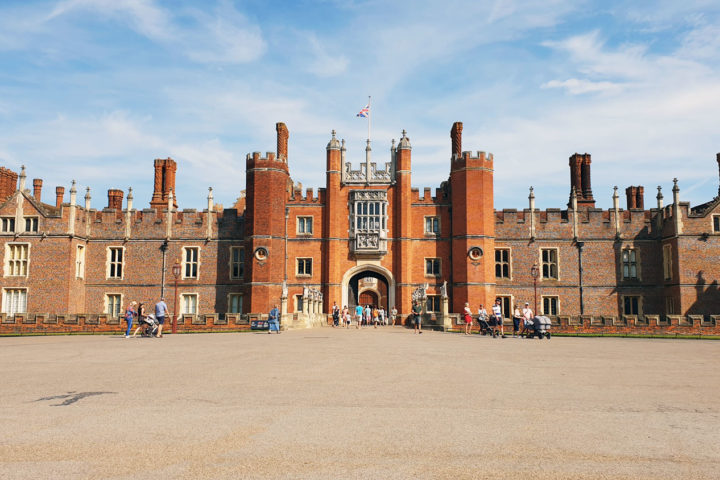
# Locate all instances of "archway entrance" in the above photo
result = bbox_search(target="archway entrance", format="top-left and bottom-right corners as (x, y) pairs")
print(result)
(341, 265), (395, 311)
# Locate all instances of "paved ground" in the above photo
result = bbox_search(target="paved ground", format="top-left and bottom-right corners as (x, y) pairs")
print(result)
(1, 328), (718, 479)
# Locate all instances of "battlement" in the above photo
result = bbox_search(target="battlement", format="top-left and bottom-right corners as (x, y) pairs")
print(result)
(245, 151), (289, 172)
(411, 187), (448, 204)
(452, 150), (494, 171)
(289, 185), (323, 204)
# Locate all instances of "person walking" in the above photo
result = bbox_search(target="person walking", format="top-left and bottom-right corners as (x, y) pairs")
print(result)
(124, 301), (137, 338)
(154, 297), (169, 338)
(364, 304), (372, 327)
(355, 304), (363, 329)
(131, 302), (147, 338)
(491, 298), (505, 338)
(372, 305), (379, 328)
(379, 306), (386, 326)
(512, 304), (523, 337)
(463, 302), (473, 335)
(521, 302), (534, 337)
(412, 301), (423, 334)
(268, 304), (280, 334)
(477, 304), (489, 334)
(342, 305), (350, 328)
(332, 302), (340, 327)
(390, 306), (397, 326)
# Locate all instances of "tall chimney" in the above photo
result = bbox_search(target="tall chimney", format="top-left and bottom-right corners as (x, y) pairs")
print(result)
(450, 122), (463, 158)
(716, 152), (720, 196)
(276, 122), (289, 161)
(55, 186), (65, 208)
(636, 186), (644, 210)
(107, 189), (124, 210)
(625, 186), (637, 210)
(150, 158), (178, 211)
(33, 179), (42, 202)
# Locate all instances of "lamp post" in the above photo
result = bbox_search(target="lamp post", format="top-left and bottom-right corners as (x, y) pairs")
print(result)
(530, 263), (539, 317)
(172, 260), (181, 335)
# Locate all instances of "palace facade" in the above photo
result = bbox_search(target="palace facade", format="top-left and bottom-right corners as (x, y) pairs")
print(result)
(1, 122), (719, 334)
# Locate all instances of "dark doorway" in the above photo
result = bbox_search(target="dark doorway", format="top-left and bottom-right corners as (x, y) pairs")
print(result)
(348, 270), (388, 309)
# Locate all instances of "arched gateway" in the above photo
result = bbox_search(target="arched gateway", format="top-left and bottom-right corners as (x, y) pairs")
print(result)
(341, 265), (395, 311)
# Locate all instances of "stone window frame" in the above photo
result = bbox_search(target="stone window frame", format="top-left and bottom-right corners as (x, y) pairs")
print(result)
(5, 242), (30, 277)
(349, 191), (388, 235)
(294, 294), (303, 312)
(423, 216), (440, 236)
(622, 294), (642, 316)
(0, 217), (15, 233)
(75, 244), (85, 279)
(539, 247), (560, 281)
(104, 293), (123, 318)
(541, 295), (559, 316)
(296, 216), (313, 236)
(106, 246), (125, 280)
(2, 287), (28, 315)
(494, 248), (512, 279)
(180, 293), (199, 315)
(296, 257), (313, 277)
(229, 246), (244, 280)
(620, 246), (640, 281)
(227, 293), (243, 314)
(424, 257), (441, 277)
(182, 246), (201, 280)
(24, 216), (39, 233)
(712, 214), (720, 233)
(665, 296), (677, 315)
(426, 294), (441, 312)
(662, 244), (672, 281)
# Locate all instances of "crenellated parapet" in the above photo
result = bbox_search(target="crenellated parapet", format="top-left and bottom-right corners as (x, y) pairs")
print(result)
(245, 151), (289, 174)
(410, 187), (449, 204)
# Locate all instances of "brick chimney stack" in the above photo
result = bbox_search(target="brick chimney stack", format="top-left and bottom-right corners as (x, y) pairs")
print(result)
(625, 186), (645, 210)
(716, 152), (720, 196)
(150, 158), (178, 210)
(0, 167), (19, 200)
(33, 179), (42, 202)
(450, 122), (463, 158)
(55, 186), (65, 208)
(107, 189), (124, 210)
(568, 153), (595, 208)
(276, 122), (289, 161)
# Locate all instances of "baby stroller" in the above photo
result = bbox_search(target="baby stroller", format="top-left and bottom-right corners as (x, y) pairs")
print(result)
(476, 315), (495, 336)
(525, 316), (551, 339)
(139, 314), (159, 337)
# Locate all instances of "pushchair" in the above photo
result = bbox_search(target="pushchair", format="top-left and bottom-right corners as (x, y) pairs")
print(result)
(476, 315), (495, 336)
(524, 316), (551, 339)
(139, 313), (159, 337)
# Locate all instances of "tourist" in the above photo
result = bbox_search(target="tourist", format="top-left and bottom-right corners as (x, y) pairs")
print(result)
(372, 305), (379, 328)
(463, 302), (473, 335)
(512, 304), (523, 337)
(521, 302), (534, 337)
(364, 304), (372, 327)
(379, 306), (386, 326)
(154, 297), (169, 338)
(491, 298), (505, 338)
(390, 306), (397, 326)
(355, 304), (363, 329)
(131, 302), (147, 338)
(332, 302), (340, 327)
(412, 301), (423, 334)
(342, 305), (350, 328)
(124, 301), (136, 338)
(268, 304), (280, 334)
(477, 304), (490, 335)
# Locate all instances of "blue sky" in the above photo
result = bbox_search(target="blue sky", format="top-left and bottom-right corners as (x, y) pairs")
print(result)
(0, 0), (719, 211)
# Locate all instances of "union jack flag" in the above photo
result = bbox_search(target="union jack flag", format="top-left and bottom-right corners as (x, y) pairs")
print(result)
(356, 104), (370, 118)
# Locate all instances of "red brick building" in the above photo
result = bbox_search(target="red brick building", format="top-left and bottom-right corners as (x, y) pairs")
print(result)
(1, 122), (719, 334)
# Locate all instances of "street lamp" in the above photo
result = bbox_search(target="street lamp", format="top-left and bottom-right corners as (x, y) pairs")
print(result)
(172, 259), (181, 334)
(530, 263), (539, 317)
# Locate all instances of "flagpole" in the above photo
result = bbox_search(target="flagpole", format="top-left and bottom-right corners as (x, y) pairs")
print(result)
(367, 95), (371, 143)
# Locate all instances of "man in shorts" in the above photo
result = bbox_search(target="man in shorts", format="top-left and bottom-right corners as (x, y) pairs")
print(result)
(521, 302), (534, 337)
(355, 304), (364, 329)
(491, 298), (506, 338)
(412, 301), (423, 334)
(154, 297), (169, 338)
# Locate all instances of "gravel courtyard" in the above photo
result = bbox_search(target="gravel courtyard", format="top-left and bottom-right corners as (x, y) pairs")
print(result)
(1, 329), (718, 479)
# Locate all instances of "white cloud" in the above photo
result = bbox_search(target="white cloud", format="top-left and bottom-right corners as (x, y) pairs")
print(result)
(541, 78), (622, 94)
(305, 34), (349, 77)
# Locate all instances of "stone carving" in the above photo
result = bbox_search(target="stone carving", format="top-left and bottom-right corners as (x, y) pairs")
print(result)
(441, 280), (448, 298)
(351, 190), (387, 201)
(356, 232), (379, 249)
(343, 161), (394, 184)
(412, 283), (429, 304)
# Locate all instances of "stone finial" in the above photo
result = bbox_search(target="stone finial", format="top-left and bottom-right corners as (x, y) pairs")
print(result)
(84, 187), (91, 210)
(450, 122), (463, 158)
(397, 129), (411, 149)
(326, 129), (340, 150)
(341, 138), (346, 151)
(19, 165), (26, 191)
(672, 178), (679, 193)
(276, 122), (289, 160)
(656, 186), (663, 209)
(529, 186), (534, 199)
(391, 138), (396, 150)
